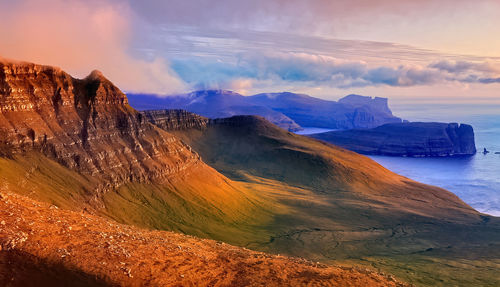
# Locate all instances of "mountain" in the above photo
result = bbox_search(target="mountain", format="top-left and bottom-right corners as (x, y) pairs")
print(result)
(0, 59), (273, 245)
(248, 92), (402, 129)
(2, 59), (500, 286)
(0, 59), (408, 286)
(127, 90), (402, 131)
(149, 111), (500, 286)
(127, 90), (302, 131)
(310, 122), (477, 157)
(0, 64), (199, 185)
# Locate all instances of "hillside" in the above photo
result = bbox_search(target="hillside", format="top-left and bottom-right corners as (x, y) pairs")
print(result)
(160, 114), (500, 286)
(0, 59), (274, 245)
(0, 190), (407, 287)
(2, 60), (500, 286)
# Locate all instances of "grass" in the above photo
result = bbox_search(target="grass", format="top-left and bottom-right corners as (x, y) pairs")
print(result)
(2, 117), (500, 286)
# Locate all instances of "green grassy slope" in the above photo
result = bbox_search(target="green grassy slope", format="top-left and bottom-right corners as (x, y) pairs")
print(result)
(168, 115), (500, 287)
(0, 153), (277, 246)
(2, 116), (500, 286)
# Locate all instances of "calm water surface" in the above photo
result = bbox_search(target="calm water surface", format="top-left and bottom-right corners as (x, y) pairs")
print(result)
(372, 104), (500, 216)
(299, 104), (500, 216)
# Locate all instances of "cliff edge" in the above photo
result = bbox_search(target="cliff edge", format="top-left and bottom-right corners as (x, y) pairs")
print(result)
(310, 122), (476, 157)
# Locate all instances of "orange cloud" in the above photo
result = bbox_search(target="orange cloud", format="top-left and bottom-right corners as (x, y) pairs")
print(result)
(0, 0), (186, 94)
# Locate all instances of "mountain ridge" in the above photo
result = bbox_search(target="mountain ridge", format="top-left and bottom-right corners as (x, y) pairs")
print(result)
(127, 89), (402, 131)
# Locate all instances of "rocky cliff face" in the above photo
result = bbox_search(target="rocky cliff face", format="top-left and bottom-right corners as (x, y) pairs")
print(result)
(338, 94), (392, 115)
(0, 60), (200, 187)
(311, 122), (477, 157)
(140, 109), (209, 130)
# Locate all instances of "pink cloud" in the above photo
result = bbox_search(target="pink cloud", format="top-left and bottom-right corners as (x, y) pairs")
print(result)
(0, 0), (186, 94)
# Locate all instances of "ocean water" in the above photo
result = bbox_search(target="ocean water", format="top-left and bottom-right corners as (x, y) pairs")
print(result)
(371, 104), (500, 216)
(297, 104), (500, 216)
(296, 127), (336, 135)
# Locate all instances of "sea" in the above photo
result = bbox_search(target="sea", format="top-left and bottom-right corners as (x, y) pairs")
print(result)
(300, 103), (500, 216)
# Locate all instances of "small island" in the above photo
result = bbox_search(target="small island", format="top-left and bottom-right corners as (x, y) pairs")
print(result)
(310, 122), (476, 157)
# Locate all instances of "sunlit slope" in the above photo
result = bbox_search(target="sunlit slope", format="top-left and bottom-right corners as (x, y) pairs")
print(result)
(0, 152), (278, 246)
(166, 115), (500, 287)
(171, 115), (478, 221)
(0, 59), (277, 245)
(0, 190), (408, 287)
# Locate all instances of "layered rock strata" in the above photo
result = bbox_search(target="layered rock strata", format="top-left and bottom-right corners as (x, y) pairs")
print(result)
(0, 60), (200, 186)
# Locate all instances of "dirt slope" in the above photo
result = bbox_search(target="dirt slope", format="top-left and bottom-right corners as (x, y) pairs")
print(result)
(0, 190), (407, 287)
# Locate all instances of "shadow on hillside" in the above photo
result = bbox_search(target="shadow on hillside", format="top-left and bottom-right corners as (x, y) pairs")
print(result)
(0, 249), (109, 287)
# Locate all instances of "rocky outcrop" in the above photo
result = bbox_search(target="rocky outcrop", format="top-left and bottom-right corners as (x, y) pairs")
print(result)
(310, 122), (477, 157)
(338, 94), (392, 114)
(0, 60), (200, 186)
(140, 109), (209, 130)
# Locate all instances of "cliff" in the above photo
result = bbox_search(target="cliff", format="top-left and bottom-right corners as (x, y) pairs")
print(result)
(338, 94), (392, 115)
(310, 122), (477, 157)
(0, 60), (202, 187)
(140, 109), (209, 130)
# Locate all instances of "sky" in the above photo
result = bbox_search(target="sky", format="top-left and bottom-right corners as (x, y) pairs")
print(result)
(1, 0), (499, 103)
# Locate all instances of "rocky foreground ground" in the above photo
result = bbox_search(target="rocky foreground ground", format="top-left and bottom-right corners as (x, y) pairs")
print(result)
(0, 190), (408, 287)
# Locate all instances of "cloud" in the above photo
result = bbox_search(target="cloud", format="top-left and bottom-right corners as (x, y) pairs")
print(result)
(3, 0), (499, 97)
(478, 77), (500, 84)
(430, 60), (500, 75)
(0, 0), (186, 94)
(170, 50), (500, 92)
(125, 0), (482, 33)
(171, 52), (448, 89)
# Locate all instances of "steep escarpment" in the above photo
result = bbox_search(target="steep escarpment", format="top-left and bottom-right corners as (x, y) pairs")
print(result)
(311, 122), (477, 157)
(0, 60), (201, 187)
(141, 109), (209, 130)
